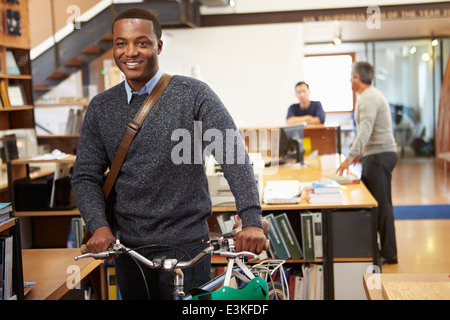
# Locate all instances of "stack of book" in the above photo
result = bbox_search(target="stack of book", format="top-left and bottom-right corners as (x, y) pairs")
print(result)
(0, 203), (12, 225)
(288, 264), (324, 300)
(306, 180), (343, 204)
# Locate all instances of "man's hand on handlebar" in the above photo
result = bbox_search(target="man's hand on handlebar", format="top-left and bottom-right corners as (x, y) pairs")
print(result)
(85, 226), (116, 254)
(234, 226), (267, 255)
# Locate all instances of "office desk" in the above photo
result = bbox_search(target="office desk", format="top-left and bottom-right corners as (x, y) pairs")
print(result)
(363, 273), (450, 300)
(213, 155), (378, 299)
(22, 248), (102, 300)
(213, 155), (377, 212)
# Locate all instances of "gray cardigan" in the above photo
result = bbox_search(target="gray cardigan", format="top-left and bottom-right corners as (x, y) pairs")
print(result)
(72, 75), (262, 247)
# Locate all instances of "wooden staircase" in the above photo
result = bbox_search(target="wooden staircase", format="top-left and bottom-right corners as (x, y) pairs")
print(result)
(31, 1), (201, 100)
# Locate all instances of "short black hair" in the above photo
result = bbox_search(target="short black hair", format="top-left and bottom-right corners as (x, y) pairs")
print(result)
(112, 8), (162, 40)
(295, 81), (309, 89)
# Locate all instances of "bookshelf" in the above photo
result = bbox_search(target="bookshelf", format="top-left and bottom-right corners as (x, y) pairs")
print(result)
(35, 101), (89, 154)
(0, 0), (34, 131)
(8, 155), (78, 248)
(0, 217), (24, 300)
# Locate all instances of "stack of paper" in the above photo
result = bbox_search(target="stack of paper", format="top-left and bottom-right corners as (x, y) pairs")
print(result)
(263, 180), (303, 204)
(306, 180), (343, 203)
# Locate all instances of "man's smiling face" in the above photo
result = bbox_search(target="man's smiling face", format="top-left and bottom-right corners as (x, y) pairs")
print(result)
(112, 18), (162, 92)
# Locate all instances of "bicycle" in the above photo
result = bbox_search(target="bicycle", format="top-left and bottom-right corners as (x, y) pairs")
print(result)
(75, 234), (289, 300)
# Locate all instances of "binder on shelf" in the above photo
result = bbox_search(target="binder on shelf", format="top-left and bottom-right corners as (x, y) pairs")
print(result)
(302, 264), (310, 300)
(5, 50), (21, 75)
(216, 212), (237, 235)
(314, 264), (324, 300)
(7, 84), (26, 107)
(67, 217), (85, 249)
(0, 235), (14, 300)
(293, 271), (306, 300)
(265, 214), (291, 260)
(312, 212), (323, 258)
(107, 267), (118, 300)
(300, 213), (315, 261)
(0, 80), (11, 108)
(275, 213), (303, 259)
(65, 108), (86, 134)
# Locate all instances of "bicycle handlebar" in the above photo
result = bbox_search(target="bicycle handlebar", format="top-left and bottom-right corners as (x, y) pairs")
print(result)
(75, 239), (263, 271)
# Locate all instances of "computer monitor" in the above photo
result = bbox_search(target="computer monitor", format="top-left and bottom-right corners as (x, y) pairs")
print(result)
(278, 124), (305, 164)
(0, 129), (39, 160)
(2, 134), (19, 161)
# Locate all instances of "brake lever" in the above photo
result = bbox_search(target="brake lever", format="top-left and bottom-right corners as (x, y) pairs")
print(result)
(74, 250), (119, 261)
(74, 241), (125, 261)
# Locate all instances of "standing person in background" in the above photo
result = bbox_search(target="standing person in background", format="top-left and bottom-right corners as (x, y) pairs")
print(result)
(286, 81), (325, 125)
(336, 62), (398, 265)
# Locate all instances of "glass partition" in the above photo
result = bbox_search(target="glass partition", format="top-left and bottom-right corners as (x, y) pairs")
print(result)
(305, 37), (448, 158)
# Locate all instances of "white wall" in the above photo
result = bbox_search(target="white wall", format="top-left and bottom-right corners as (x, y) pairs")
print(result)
(159, 23), (304, 128)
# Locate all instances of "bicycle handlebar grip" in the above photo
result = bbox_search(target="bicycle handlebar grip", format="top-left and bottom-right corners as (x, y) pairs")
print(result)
(264, 239), (270, 252)
(80, 244), (88, 254)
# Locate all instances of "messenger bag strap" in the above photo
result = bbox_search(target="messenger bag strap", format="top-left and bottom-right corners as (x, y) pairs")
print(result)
(102, 73), (173, 200)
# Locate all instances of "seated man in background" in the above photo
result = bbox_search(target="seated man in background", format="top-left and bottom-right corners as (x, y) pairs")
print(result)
(286, 81), (325, 125)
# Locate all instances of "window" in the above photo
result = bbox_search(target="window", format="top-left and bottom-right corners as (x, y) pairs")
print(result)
(303, 53), (355, 112)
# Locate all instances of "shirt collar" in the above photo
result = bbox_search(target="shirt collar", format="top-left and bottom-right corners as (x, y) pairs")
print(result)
(124, 69), (164, 104)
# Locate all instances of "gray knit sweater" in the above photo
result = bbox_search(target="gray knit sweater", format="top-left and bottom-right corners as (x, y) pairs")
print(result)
(346, 86), (397, 162)
(72, 75), (262, 247)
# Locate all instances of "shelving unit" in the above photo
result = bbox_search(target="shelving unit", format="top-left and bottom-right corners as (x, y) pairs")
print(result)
(211, 207), (377, 300)
(0, 217), (24, 300)
(0, 0), (34, 204)
(35, 101), (88, 154)
(0, 0), (34, 131)
(8, 155), (78, 248)
(210, 158), (379, 300)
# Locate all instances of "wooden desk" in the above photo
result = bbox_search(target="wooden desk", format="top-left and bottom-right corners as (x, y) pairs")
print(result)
(213, 154), (378, 300)
(213, 155), (377, 212)
(22, 248), (102, 300)
(363, 273), (450, 300)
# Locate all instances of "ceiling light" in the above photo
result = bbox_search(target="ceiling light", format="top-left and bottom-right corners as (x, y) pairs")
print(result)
(422, 53), (430, 61)
(431, 38), (439, 47)
(409, 46), (417, 55)
(333, 36), (342, 45)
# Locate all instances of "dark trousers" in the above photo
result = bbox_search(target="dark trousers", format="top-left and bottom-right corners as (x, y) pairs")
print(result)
(360, 152), (398, 259)
(114, 237), (211, 300)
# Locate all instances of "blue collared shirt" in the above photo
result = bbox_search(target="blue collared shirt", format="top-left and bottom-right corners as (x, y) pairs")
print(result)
(124, 69), (164, 104)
